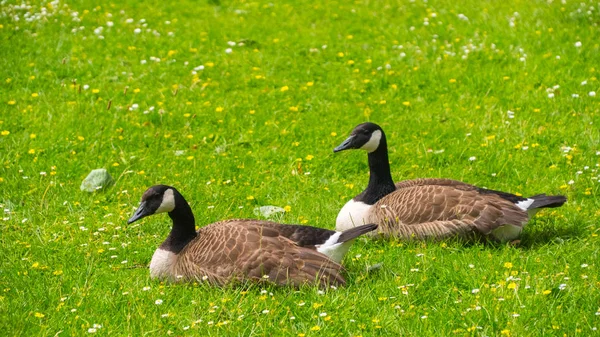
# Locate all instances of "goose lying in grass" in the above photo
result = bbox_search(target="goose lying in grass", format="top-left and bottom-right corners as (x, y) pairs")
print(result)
(333, 122), (566, 242)
(127, 185), (377, 287)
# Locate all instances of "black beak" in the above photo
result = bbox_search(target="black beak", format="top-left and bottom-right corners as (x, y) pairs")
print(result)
(127, 201), (149, 224)
(333, 135), (355, 153)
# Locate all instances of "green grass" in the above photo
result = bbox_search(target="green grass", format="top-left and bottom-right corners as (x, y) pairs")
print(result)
(1, 0), (600, 335)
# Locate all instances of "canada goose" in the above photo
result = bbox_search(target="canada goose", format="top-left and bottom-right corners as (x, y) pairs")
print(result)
(333, 122), (567, 242)
(127, 185), (377, 287)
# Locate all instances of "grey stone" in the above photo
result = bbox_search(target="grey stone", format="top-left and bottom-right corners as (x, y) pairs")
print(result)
(80, 168), (114, 192)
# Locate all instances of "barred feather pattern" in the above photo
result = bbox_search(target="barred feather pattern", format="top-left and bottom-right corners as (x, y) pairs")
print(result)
(159, 220), (346, 287)
(371, 179), (529, 239)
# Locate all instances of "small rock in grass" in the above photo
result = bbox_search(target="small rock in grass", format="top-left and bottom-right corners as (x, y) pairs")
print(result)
(80, 169), (114, 192)
(253, 206), (286, 218)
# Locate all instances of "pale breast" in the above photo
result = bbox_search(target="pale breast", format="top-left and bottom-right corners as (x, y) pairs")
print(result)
(149, 248), (178, 279)
(335, 199), (373, 232)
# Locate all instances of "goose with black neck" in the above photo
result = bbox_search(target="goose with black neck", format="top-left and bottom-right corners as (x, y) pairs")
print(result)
(128, 185), (378, 287)
(333, 122), (567, 241)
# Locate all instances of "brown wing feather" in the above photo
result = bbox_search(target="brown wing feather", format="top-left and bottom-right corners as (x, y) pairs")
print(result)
(373, 185), (528, 239)
(394, 178), (477, 190)
(171, 221), (345, 287)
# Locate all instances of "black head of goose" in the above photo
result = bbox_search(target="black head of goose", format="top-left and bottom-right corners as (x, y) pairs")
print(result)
(333, 123), (567, 242)
(127, 185), (377, 287)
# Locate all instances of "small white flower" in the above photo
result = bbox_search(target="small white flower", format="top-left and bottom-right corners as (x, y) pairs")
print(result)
(317, 290), (325, 295)
(155, 299), (163, 305)
(507, 110), (515, 118)
(572, 94), (579, 98)
(262, 310), (269, 314)
(558, 283), (567, 290)
(457, 13), (469, 21)
(126, 18), (133, 23)
(469, 156), (476, 161)
(202, 275), (209, 281)
(399, 52), (406, 58)
(575, 41), (582, 48)
(83, 84), (89, 90)
(581, 263), (589, 268)
(227, 41), (236, 46)
(142, 286), (151, 291)
(225, 48), (232, 54)
(88, 328), (97, 333)
(289, 316), (295, 320)
(472, 288), (480, 294)
(522, 146), (529, 150)
(548, 93), (555, 98)
(107, 21), (113, 27)
(183, 326), (189, 330)
(421, 315), (428, 319)
(512, 313), (520, 317)
(319, 312), (327, 317)
(134, 28), (141, 34)
(140, 60), (147, 64)
(469, 264), (475, 268)
(194, 65), (204, 71)
(568, 180), (575, 185)
(581, 80), (588, 85)
(589, 91), (596, 97)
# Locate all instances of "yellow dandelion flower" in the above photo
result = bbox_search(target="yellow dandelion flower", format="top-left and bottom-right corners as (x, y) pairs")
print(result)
(305, 155), (314, 161)
(347, 60), (355, 65)
(34, 312), (45, 318)
(29, 75), (35, 80)
(77, 136), (84, 141)
(1, 130), (9, 136)
(92, 89), (100, 93)
(0, 178), (3, 183)
(330, 132), (337, 137)
(503, 262), (513, 269)
(284, 205), (291, 212)
(289, 106), (299, 112)
(337, 52), (344, 57)
(29, 134), (36, 139)
(216, 107), (224, 112)
(310, 326), (320, 331)
(31, 93), (39, 98)
(246, 196), (255, 200)
(187, 135), (193, 139)
(206, 62), (214, 67)
(449, 79), (457, 83)
(137, 170), (145, 175)
(503, 76), (510, 80)
(186, 156), (194, 160)
(183, 113), (191, 117)
(112, 162), (119, 167)
(307, 81), (314, 87)
(501, 329), (510, 336)
(53, 270), (63, 276)
(28, 149), (35, 154)
(32, 262), (39, 268)
(346, 35), (353, 39)
(507, 282), (517, 289)
(133, 88), (141, 93)
(391, 84), (397, 89)
(402, 101), (410, 106)
(543, 290), (552, 295)
(249, 110), (255, 114)
(8, 100), (16, 105)
(280, 86), (289, 92)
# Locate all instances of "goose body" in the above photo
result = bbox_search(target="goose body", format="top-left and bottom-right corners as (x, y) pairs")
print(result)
(333, 123), (566, 242)
(128, 185), (377, 287)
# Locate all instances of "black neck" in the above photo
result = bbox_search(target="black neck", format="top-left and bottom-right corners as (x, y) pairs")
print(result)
(355, 135), (396, 205)
(160, 192), (197, 253)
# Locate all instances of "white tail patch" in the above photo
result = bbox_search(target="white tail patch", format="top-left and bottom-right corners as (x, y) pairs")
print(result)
(156, 189), (176, 214)
(316, 232), (351, 263)
(360, 130), (382, 153)
(336, 199), (372, 232)
(149, 248), (177, 279)
(515, 198), (535, 211)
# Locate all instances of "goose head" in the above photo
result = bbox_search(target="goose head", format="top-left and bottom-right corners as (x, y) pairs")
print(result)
(128, 185), (178, 224)
(333, 122), (384, 153)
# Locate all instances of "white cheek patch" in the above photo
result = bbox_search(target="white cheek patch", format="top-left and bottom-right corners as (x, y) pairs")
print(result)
(155, 189), (175, 214)
(360, 130), (382, 153)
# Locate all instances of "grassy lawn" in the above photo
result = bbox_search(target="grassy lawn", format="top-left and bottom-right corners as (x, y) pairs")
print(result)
(1, 0), (600, 335)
